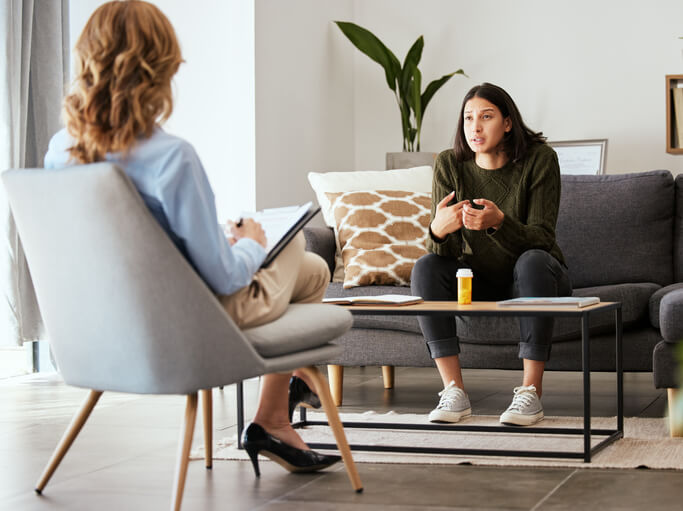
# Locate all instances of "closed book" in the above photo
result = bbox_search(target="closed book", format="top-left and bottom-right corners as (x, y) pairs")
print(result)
(497, 297), (600, 308)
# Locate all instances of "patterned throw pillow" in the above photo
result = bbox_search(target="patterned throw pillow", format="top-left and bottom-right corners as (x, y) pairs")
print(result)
(325, 190), (431, 288)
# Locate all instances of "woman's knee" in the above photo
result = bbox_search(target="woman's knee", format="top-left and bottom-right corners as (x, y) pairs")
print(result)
(411, 253), (441, 292)
(308, 252), (331, 287)
(514, 249), (552, 277)
(292, 252), (330, 304)
(291, 231), (306, 253)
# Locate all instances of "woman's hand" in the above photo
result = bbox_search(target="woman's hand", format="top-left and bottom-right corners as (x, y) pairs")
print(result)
(430, 191), (467, 240)
(462, 199), (504, 231)
(226, 218), (267, 249)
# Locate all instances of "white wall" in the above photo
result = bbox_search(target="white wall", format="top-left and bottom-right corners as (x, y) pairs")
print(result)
(254, 0), (355, 212)
(69, 0), (683, 227)
(69, 0), (255, 220)
(347, 0), (683, 174)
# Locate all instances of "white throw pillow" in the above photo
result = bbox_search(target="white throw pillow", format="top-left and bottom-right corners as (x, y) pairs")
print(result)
(307, 165), (433, 282)
(307, 165), (433, 228)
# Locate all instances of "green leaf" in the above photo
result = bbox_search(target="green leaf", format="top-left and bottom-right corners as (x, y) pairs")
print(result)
(400, 36), (423, 96)
(410, 67), (422, 127)
(399, 97), (412, 150)
(410, 68), (423, 152)
(335, 21), (401, 92)
(408, 127), (417, 151)
(421, 69), (467, 113)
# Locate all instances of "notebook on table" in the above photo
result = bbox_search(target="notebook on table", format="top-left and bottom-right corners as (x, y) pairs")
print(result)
(497, 297), (600, 308)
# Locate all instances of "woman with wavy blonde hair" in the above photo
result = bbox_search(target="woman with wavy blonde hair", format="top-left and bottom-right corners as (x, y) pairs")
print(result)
(45, 0), (339, 477)
(64, 0), (182, 163)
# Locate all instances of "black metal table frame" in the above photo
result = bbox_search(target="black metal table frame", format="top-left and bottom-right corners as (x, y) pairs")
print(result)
(237, 302), (623, 463)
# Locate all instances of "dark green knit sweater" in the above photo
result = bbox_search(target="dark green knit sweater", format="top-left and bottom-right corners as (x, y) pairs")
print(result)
(426, 142), (565, 283)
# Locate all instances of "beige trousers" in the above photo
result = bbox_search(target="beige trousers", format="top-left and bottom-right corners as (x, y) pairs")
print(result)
(219, 232), (330, 329)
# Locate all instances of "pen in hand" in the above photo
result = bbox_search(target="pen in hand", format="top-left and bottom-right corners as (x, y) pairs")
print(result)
(235, 218), (243, 228)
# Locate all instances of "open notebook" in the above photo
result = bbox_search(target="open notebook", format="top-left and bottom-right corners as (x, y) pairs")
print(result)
(323, 295), (423, 306)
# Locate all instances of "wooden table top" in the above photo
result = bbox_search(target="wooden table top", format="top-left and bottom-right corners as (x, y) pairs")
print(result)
(339, 300), (620, 316)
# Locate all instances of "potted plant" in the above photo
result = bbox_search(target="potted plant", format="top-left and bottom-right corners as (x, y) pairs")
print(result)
(335, 21), (467, 168)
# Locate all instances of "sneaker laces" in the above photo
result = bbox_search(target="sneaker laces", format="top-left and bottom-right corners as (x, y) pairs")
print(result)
(436, 381), (464, 410)
(507, 385), (538, 412)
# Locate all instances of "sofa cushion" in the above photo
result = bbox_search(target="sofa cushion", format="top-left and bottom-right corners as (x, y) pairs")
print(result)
(675, 174), (683, 282)
(243, 303), (352, 358)
(659, 288), (683, 342)
(557, 171), (675, 288)
(649, 282), (683, 329)
(653, 340), (680, 388)
(308, 166), (432, 228)
(326, 190), (430, 288)
(308, 166), (433, 282)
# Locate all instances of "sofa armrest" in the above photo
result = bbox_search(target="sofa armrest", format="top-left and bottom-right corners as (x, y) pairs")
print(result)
(304, 226), (336, 278)
(661, 288), (683, 342)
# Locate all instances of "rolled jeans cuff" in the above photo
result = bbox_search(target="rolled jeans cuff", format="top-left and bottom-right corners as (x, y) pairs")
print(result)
(426, 337), (461, 359)
(518, 341), (551, 362)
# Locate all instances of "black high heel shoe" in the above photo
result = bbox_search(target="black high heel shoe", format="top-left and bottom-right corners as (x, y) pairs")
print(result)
(242, 422), (341, 476)
(288, 376), (322, 421)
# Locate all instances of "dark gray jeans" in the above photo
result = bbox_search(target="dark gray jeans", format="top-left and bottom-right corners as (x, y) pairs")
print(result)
(410, 249), (572, 362)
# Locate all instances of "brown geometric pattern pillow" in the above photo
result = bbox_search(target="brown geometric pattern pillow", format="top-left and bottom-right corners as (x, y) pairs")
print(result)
(325, 190), (431, 288)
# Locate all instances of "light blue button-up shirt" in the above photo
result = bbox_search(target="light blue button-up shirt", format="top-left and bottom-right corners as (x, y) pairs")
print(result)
(44, 127), (265, 296)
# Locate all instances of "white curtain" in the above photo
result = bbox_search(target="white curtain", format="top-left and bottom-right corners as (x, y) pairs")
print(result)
(0, 0), (69, 346)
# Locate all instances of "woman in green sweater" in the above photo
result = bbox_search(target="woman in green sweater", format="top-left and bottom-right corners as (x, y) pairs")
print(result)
(411, 82), (572, 426)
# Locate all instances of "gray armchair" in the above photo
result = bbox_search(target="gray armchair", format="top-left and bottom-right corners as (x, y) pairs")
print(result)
(2, 164), (361, 510)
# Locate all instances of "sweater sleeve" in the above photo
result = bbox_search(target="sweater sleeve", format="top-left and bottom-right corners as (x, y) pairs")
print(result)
(487, 145), (561, 258)
(425, 151), (463, 258)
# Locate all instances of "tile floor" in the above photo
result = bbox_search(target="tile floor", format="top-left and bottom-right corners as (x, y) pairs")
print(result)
(1, 367), (681, 510)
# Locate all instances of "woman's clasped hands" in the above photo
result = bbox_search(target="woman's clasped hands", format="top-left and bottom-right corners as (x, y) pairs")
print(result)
(430, 191), (504, 240)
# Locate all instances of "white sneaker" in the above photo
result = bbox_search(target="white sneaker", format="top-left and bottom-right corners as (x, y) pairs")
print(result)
(428, 381), (472, 423)
(499, 385), (544, 426)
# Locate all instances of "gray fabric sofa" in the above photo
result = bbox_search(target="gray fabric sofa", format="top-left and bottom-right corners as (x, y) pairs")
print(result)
(305, 170), (683, 405)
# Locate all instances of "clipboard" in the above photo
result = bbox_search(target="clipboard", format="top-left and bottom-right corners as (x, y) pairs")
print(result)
(239, 202), (320, 268)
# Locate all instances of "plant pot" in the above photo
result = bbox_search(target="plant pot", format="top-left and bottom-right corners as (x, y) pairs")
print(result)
(386, 151), (437, 170)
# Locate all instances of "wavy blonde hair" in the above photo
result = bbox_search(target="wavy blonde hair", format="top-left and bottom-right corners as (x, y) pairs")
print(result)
(64, 0), (183, 163)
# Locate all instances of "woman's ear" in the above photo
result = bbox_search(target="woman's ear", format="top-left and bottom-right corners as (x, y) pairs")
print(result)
(504, 117), (512, 132)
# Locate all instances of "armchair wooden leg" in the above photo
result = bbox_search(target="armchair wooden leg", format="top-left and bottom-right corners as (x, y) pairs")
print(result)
(300, 366), (362, 493)
(200, 389), (213, 468)
(668, 388), (682, 437)
(35, 389), (102, 494)
(327, 364), (344, 406)
(381, 366), (394, 389)
(171, 393), (198, 511)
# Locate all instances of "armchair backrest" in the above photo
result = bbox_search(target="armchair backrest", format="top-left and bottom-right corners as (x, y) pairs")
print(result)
(2, 164), (265, 394)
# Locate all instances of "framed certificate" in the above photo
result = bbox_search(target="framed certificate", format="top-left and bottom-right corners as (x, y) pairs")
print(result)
(548, 139), (608, 175)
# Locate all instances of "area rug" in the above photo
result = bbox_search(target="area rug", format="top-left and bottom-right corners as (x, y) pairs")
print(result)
(192, 411), (683, 470)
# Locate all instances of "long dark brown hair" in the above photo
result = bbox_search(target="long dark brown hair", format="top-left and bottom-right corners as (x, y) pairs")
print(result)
(453, 82), (546, 164)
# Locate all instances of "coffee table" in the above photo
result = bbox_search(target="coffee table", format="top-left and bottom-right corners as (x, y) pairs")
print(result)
(289, 300), (624, 463)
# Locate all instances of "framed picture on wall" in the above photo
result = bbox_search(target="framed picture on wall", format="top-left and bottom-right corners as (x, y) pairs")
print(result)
(548, 139), (608, 175)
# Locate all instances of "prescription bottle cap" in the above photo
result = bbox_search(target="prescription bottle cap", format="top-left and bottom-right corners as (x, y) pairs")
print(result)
(456, 268), (473, 278)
